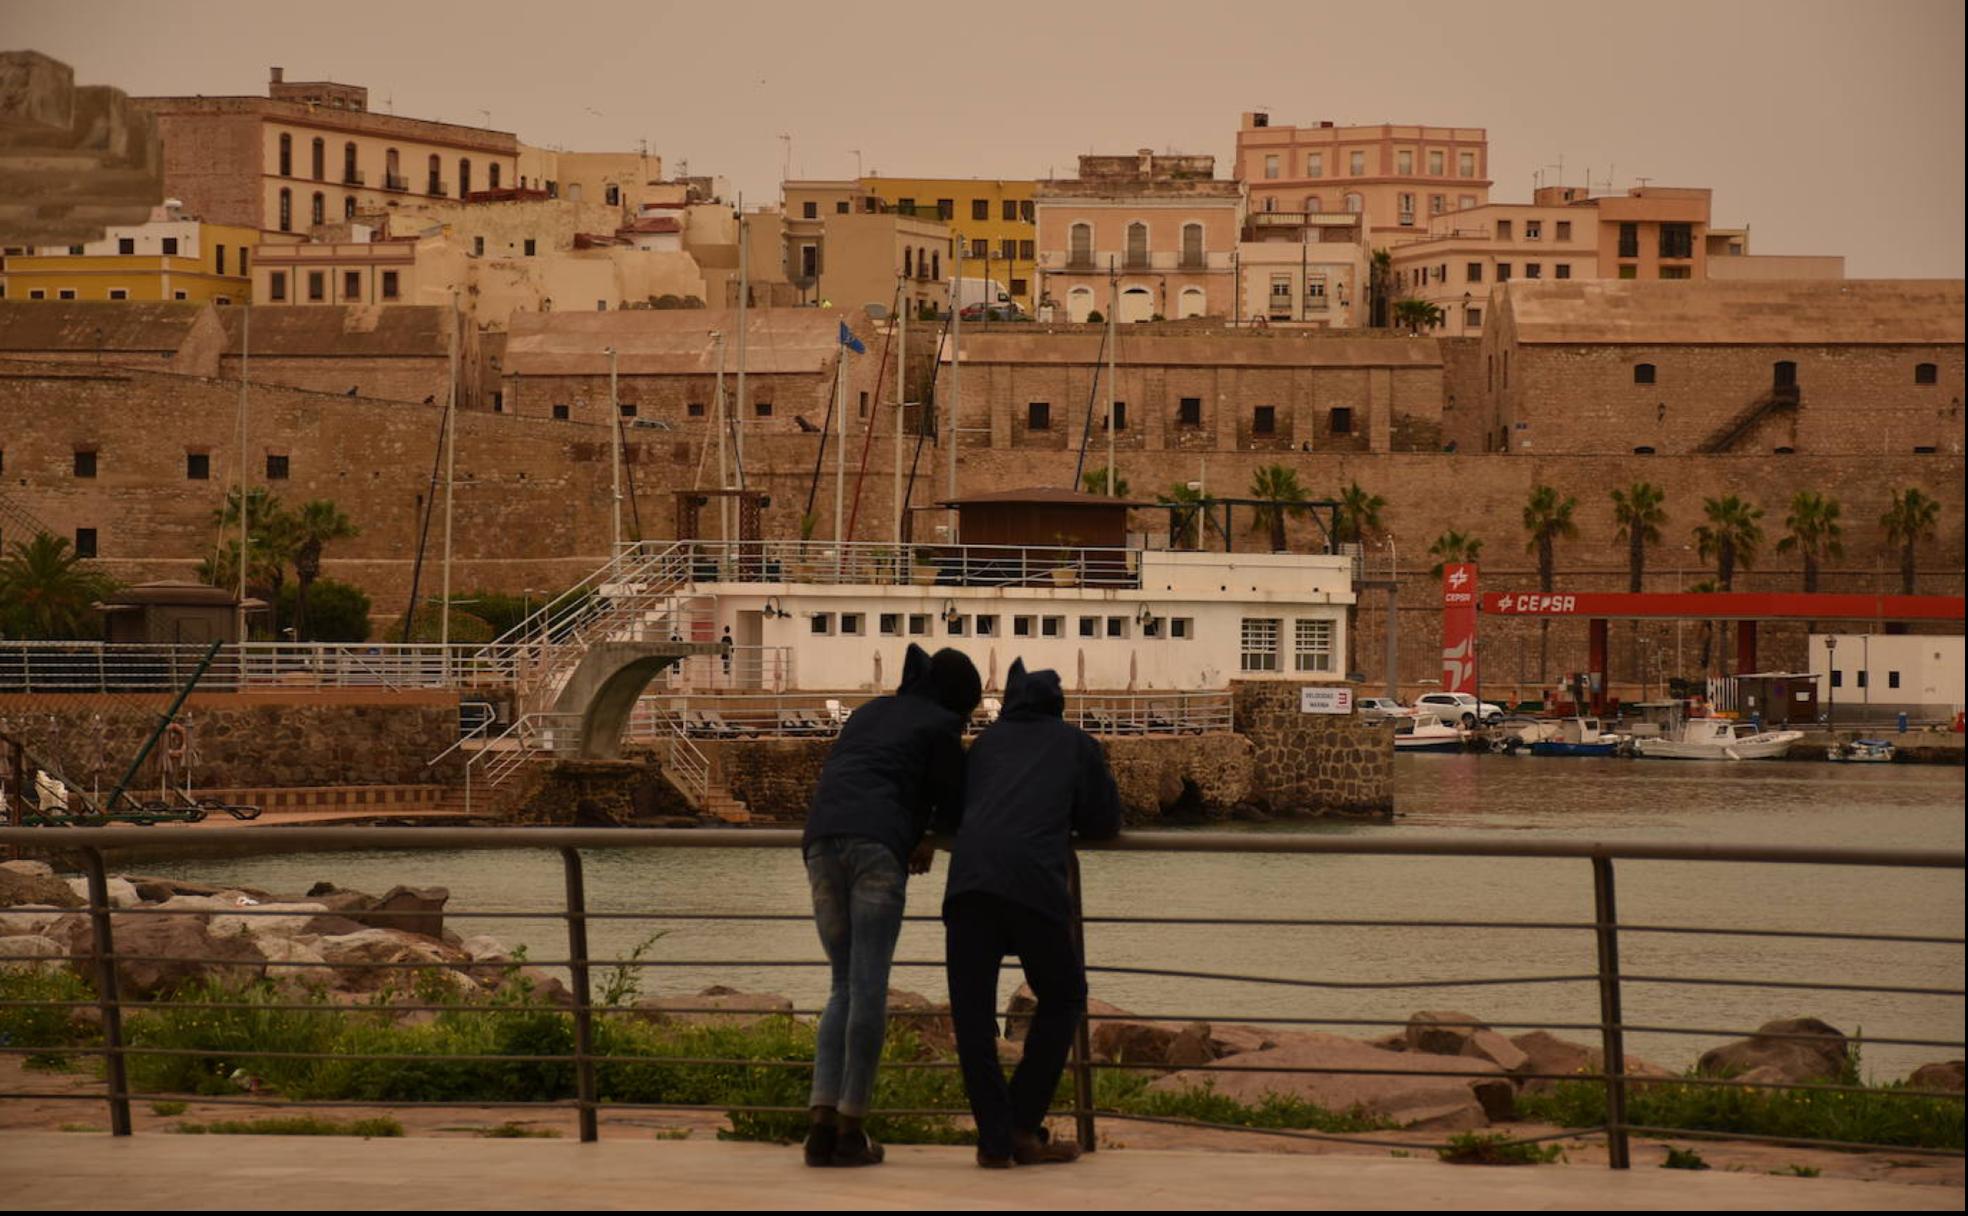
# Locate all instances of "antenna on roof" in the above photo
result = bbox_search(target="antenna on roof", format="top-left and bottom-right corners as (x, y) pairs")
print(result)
(479, 108), (491, 128)
(383, 92), (393, 115)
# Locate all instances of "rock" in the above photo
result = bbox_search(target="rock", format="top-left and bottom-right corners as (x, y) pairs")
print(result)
(1368, 1032), (1408, 1053)
(1469, 1077), (1518, 1122)
(635, 985), (794, 1026)
(1907, 1060), (1965, 1092)
(62, 877), (140, 909)
(1149, 1032), (1504, 1131)
(1509, 1031), (1674, 1092)
(1005, 983), (1132, 1042)
(1208, 1024), (1279, 1057)
(125, 877), (273, 902)
(1164, 1022), (1220, 1069)
(209, 902), (330, 940)
(67, 913), (266, 998)
(1405, 1009), (1488, 1056)
(0, 870), (83, 909)
(1697, 1017), (1849, 1085)
(353, 885), (449, 939)
(131, 880), (179, 904)
(459, 935), (511, 964)
(514, 967), (573, 1006)
(885, 989), (956, 1056)
(996, 1038), (1024, 1067)
(0, 934), (65, 970)
(252, 936), (338, 991)
(313, 928), (464, 992)
(1461, 1029), (1531, 1075)
(0, 906), (76, 939)
(0, 860), (55, 879)
(1092, 1019), (1180, 1065)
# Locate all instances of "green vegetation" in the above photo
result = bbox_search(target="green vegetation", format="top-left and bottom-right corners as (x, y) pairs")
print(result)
(1880, 486), (1942, 594)
(1437, 1132), (1563, 1165)
(173, 1116), (403, 1137)
(274, 579), (371, 643)
(149, 1100), (189, 1117)
(475, 1122), (561, 1139)
(0, 531), (118, 640)
(1247, 465), (1310, 554)
(1427, 529), (1484, 579)
(1775, 490), (1843, 593)
(1094, 1072), (1390, 1135)
(1780, 1163), (1821, 1177)
(0, 967), (96, 1068)
(1522, 484), (1580, 680)
(1694, 493), (1765, 591)
(199, 488), (365, 641)
(1661, 1146), (1710, 1170)
(1392, 298), (1445, 335)
(1081, 468), (1130, 498)
(1610, 482), (1667, 594)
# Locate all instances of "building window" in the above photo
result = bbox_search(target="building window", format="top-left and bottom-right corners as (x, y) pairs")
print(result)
(1331, 407), (1354, 434)
(279, 133), (292, 176)
(173, 290), (187, 301)
(1027, 402), (1050, 430)
(239, 248), (248, 275)
(109, 289), (129, 300)
(1263, 154), (1279, 179)
(1889, 670), (1901, 689)
(58, 288), (76, 300)
(1294, 619), (1335, 673)
(801, 201), (817, 219)
(1618, 222), (1639, 258)
(1459, 151), (1476, 177)
(215, 245), (226, 275)
(1915, 362), (1938, 384)
(382, 271), (400, 300)
(1397, 193), (1415, 223)
(834, 201), (847, 214)
(1111, 402), (1127, 430)
(523, 239), (536, 257)
(1430, 194), (1445, 215)
(158, 236), (179, 256)
(754, 401), (773, 418)
(1349, 150), (1365, 176)
(1659, 222), (1693, 259)
(310, 137), (325, 180)
(340, 269), (358, 300)
(1178, 397), (1202, 428)
(1466, 262), (1484, 283)
(310, 192), (324, 225)
(1041, 615), (1063, 638)
(1556, 221), (1572, 241)
(1010, 277), (1027, 296)
(1465, 306), (1482, 327)
(1239, 618), (1281, 672)
(490, 163), (501, 190)
(1495, 220), (1512, 241)
(876, 613), (904, 637)
(307, 271), (325, 301)
(809, 613), (835, 636)
(344, 195), (356, 219)
(343, 142), (358, 183)
(1069, 222), (1093, 265)
(552, 404), (570, 420)
(1253, 405), (1276, 435)
(74, 528), (97, 559)
(1525, 220), (1542, 241)
(1525, 263), (1542, 279)
(1020, 199), (1034, 222)
(1659, 266), (1691, 280)
(1078, 615), (1099, 638)
(1428, 149), (1444, 175)
(1125, 222), (1148, 268)
(1774, 361), (1797, 388)
(998, 238), (1015, 260)
(279, 189), (292, 232)
(1555, 263), (1571, 280)
(1170, 617), (1192, 639)
(266, 454), (289, 480)
(976, 614), (1000, 637)
(968, 198), (988, 221)
(269, 272), (287, 301)
(460, 159), (472, 196)
(1634, 363), (1656, 385)
(619, 402), (637, 418)
(186, 453), (210, 480)
(1397, 150), (1413, 175)
(839, 613), (864, 636)
(936, 198), (954, 221)
(1104, 616), (1128, 639)
(1496, 263), (1512, 282)
(946, 615), (969, 637)
(685, 401), (706, 418)
(73, 450), (97, 478)
(1306, 152), (1323, 177)
(908, 613), (931, 636)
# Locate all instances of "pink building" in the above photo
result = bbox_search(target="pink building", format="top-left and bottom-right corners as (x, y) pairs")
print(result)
(1235, 112), (1490, 244)
(1034, 150), (1242, 322)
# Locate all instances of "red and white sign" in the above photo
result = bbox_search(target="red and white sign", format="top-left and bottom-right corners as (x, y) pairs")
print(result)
(1441, 563), (1479, 695)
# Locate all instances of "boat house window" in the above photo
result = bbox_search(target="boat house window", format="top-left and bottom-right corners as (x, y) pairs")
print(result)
(1240, 618), (1281, 672)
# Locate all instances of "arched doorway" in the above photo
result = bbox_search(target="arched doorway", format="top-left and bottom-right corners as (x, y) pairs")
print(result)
(1067, 285), (1095, 322)
(1177, 287), (1207, 319)
(1119, 286), (1154, 323)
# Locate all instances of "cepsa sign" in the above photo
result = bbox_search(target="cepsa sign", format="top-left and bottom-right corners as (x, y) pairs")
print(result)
(1487, 593), (1579, 615)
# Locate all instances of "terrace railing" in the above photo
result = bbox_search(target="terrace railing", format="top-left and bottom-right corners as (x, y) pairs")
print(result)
(0, 826), (1957, 1167)
(625, 691), (1233, 740)
(0, 642), (507, 695)
(673, 540), (1141, 590)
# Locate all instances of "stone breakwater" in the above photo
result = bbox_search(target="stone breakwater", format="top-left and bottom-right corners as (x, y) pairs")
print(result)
(4, 858), (1958, 1131)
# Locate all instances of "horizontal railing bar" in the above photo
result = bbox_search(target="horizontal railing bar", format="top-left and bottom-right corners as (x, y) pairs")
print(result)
(1084, 965), (1595, 990)
(1617, 1124), (1965, 1158)
(1090, 1108), (1595, 1154)
(1619, 975), (1963, 997)
(6, 826), (1958, 868)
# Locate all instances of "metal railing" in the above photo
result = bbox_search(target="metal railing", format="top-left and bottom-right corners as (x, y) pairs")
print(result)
(460, 711), (584, 793)
(4, 827), (1954, 1167)
(625, 691), (1234, 740)
(672, 539), (1141, 590)
(0, 642), (508, 695)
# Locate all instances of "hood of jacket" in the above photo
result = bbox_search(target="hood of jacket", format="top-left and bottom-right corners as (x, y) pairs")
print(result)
(1000, 658), (1065, 719)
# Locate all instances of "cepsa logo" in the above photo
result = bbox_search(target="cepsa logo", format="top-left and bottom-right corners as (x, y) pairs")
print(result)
(1496, 593), (1578, 614)
(1443, 566), (1476, 605)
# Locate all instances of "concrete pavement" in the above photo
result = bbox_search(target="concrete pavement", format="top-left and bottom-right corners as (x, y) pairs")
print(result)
(2, 1134), (1960, 1210)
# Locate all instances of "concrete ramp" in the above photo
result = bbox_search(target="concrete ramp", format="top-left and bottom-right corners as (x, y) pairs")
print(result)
(547, 640), (717, 759)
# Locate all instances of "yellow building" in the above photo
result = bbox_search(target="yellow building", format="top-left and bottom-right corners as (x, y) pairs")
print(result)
(858, 177), (1036, 309)
(0, 205), (261, 303)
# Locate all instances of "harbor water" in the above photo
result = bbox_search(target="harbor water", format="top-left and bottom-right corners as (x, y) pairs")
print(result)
(141, 754), (1966, 1079)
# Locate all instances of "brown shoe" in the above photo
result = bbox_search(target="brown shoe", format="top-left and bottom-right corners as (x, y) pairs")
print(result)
(976, 1149), (1014, 1169)
(1011, 1129), (1081, 1165)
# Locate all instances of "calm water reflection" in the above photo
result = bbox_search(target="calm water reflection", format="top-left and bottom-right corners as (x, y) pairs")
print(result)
(144, 754), (1964, 1078)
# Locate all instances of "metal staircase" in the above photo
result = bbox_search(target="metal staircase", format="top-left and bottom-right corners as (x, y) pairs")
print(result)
(1697, 384), (1800, 453)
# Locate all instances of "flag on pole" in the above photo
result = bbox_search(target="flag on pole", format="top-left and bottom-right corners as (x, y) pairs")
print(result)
(838, 321), (866, 354)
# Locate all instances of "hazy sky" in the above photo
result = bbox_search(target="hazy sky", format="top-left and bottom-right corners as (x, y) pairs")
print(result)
(10, 0), (1963, 277)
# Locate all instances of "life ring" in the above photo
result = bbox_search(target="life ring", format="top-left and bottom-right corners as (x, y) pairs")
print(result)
(164, 723), (190, 761)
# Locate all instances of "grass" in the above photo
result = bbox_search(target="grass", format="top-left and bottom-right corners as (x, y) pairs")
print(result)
(1437, 1132), (1564, 1165)
(1661, 1146), (1710, 1170)
(1095, 1070), (1391, 1135)
(172, 1116), (404, 1137)
(1779, 1164), (1821, 1178)
(57, 1123), (103, 1133)
(0, 968), (96, 1069)
(149, 1100), (189, 1116)
(475, 1122), (560, 1139)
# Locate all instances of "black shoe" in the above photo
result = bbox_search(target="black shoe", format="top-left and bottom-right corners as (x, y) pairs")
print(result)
(832, 1129), (886, 1167)
(1012, 1128), (1080, 1165)
(803, 1106), (839, 1167)
(976, 1148), (1014, 1170)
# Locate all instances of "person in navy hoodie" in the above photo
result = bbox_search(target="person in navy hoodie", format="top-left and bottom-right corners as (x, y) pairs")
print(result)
(942, 659), (1122, 1168)
(800, 643), (980, 1167)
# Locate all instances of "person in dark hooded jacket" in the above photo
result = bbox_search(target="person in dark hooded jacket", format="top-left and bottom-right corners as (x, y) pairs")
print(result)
(942, 659), (1121, 1168)
(800, 643), (980, 1168)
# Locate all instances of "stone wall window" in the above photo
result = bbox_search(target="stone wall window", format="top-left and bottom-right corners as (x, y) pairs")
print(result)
(809, 613), (834, 636)
(879, 613), (902, 636)
(552, 404), (570, 420)
(1027, 401), (1050, 430)
(1253, 405), (1276, 435)
(1177, 397), (1202, 428)
(307, 271), (325, 301)
(311, 138), (325, 180)
(1294, 619), (1335, 673)
(382, 271), (399, 300)
(279, 133), (292, 176)
(1915, 362), (1938, 384)
(186, 453), (210, 480)
(74, 528), (97, 558)
(73, 450), (97, 478)
(1634, 363), (1656, 385)
(1330, 407), (1354, 435)
(279, 189), (292, 232)
(266, 454), (290, 480)
(1240, 618), (1281, 672)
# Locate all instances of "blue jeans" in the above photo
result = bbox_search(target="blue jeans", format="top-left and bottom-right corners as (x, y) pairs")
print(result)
(805, 836), (907, 1117)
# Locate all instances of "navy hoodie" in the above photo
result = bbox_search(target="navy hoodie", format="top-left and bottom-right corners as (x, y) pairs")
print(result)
(803, 644), (967, 868)
(943, 660), (1122, 923)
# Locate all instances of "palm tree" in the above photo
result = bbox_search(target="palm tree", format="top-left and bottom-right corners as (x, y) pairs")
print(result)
(0, 531), (115, 640)
(290, 500), (360, 642)
(1693, 494), (1764, 591)
(1687, 578), (1721, 673)
(1521, 485), (1579, 681)
(1333, 481), (1385, 546)
(1392, 298), (1444, 335)
(1774, 491), (1843, 593)
(1081, 468), (1130, 498)
(1610, 482), (1667, 594)
(1368, 248), (1393, 328)
(1157, 482), (1210, 550)
(1426, 530), (1484, 578)
(1880, 487), (1941, 595)
(209, 487), (298, 607)
(1248, 464), (1309, 554)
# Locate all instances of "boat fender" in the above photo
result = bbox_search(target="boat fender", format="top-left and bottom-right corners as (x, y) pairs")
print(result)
(1723, 745), (1742, 761)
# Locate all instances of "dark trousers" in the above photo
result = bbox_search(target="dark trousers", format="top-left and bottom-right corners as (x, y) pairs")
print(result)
(943, 891), (1086, 1159)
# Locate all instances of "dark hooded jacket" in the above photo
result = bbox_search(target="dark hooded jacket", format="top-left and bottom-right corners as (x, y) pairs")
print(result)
(942, 661), (1122, 923)
(803, 644), (967, 868)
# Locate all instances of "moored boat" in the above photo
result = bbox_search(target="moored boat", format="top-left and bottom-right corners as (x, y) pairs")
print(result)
(1394, 719), (1468, 753)
(1827, 738), (1897, 763)
(1529, 716), (1622, 758)
(1632, 717), (1803, 761)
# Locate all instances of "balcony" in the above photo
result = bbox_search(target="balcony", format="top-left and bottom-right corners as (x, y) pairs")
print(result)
(1065, 253), (1095, 271)
(1178, 253), (1206, 270)
(341, 170), (365, 186)
(1123, 253), (1151, 270)
(384, 174), (409, 192)
(428, 182), (448, 197)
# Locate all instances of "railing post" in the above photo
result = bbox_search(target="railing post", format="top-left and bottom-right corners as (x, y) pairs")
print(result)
(561, 846), (600, 1142)
(81, 847), (132, 1136)
(1066, 853), (1097, 1153)
(1591, 855), (1630, 1170)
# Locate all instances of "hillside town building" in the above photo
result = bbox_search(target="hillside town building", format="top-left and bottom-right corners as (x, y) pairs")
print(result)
(1035, 151), (1242, 322)
(0, 202), (262, 304)
(1235, 112), (1491, 240)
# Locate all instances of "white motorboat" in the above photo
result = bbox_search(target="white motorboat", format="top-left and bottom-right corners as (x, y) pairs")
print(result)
(1827, 738), (1896, 763)
(1632, 717), (1803, 761)
(1394, 719), (1468, 753)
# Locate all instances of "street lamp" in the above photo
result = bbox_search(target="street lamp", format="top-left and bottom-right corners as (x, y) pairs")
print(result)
(1823, 635), (1838, 730)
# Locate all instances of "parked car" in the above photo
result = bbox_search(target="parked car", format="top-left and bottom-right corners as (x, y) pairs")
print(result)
(1355, 697), (1413, 722)
(1415, 692), (1505, 728)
